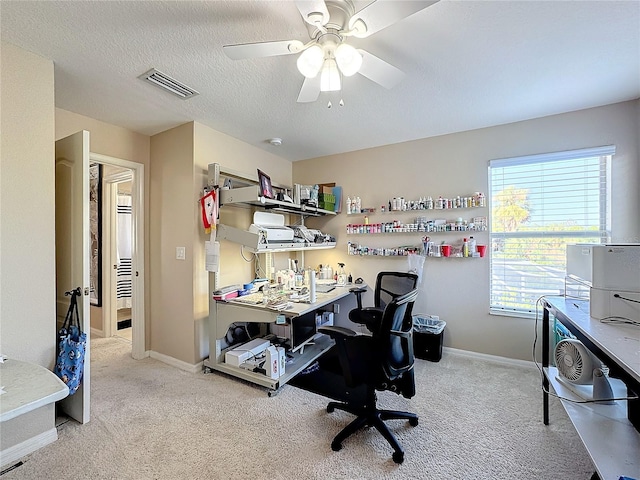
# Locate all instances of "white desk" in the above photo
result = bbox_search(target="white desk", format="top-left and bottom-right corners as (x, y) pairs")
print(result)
(542, 297), (640, 480)
(204, 286), (353, 391)
(0, 359), (69, 423)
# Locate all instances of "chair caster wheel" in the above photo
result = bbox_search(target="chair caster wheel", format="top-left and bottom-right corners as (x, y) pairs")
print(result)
(392, 451), (404, 464)
(327, 405), (335, 413)
(409, 418), (418, 427)
(331, 441), (342, 452)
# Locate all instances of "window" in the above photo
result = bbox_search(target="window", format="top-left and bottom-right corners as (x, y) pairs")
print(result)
(489, 146), (614, 317)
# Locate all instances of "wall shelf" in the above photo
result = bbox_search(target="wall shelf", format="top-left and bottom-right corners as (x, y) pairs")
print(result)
(221, 186), (336, 217)
(217, 224), (336, 254)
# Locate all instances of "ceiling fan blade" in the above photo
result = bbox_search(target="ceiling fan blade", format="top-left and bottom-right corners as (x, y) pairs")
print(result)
(223, 40), (304, 60)
(357, 50), (405, 89)
(295, 0), (330, 27)
(348, 0), (439, 38)
(297, 75), (321, 103)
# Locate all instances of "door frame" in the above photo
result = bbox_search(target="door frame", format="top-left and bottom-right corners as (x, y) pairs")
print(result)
(91, 153), (146, 360)
(103, 170), (132, 340)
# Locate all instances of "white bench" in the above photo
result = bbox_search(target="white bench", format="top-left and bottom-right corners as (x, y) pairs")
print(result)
(0, 359), (69, 468)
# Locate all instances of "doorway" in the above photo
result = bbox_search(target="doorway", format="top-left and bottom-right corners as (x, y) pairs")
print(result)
(91, 153), (145, 359)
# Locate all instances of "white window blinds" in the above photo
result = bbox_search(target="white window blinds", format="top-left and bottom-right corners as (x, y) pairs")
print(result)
(488, 145), (614, 316)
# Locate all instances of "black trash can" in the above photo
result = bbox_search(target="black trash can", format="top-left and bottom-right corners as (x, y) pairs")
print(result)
(413, 315), (446, 362)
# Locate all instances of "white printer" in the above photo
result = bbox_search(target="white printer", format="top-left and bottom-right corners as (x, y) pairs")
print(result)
(248, 212), (294, 243)
(566, 244), (640, 322)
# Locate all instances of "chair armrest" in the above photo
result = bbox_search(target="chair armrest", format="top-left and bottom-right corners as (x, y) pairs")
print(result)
(318, 325), (357, 340)
(349, 286), (367, 310)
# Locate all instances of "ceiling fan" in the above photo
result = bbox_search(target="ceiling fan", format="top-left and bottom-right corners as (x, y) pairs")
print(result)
(223, 0), (439, 103)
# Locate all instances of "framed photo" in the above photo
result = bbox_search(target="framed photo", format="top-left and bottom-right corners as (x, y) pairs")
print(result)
(89, 163), (103, 306)
(257, 169), (274, 199)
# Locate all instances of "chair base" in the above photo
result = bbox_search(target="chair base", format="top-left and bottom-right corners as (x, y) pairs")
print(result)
(326, 395), (418, 464)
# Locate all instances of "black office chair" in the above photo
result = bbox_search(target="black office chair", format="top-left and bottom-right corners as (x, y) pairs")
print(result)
(318, 287), (419, 464)
(349, 271), (418, 333)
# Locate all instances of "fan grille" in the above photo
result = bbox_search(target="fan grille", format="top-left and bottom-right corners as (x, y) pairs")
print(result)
(555, 339), (585, 382)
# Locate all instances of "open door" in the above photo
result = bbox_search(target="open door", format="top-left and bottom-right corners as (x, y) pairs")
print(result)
(55, 131), (91, 424)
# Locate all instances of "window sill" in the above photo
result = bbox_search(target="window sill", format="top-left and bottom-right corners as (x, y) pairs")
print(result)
(489, 308), (537, 320)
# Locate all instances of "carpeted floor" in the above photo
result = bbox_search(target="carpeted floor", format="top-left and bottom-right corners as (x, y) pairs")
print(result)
(2, 337), (594, 480)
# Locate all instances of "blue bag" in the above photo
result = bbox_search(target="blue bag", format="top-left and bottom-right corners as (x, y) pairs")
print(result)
(55, 288), (87, 395)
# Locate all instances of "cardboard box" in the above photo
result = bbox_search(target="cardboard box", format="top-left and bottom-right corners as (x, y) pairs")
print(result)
(318, 183), (335, 194)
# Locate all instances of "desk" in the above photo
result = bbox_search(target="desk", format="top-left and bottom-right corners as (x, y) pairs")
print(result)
(204, 286), (352, 391)
(541, 296), (640, 480)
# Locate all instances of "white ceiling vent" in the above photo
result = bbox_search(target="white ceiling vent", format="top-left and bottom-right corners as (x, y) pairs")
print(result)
(139, 68), (199, 99)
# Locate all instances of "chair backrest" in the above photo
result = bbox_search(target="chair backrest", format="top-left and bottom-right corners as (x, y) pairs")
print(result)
(375, 288), (419, 383)
(374, 272), (419, 310)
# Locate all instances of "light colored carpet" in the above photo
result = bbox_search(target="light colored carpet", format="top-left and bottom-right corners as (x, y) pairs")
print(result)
(3, 337), (594, 480)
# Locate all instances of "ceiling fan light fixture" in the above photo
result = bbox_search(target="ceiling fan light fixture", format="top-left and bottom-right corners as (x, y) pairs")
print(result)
(347, 18), (368, 38)
(320, 58), (341, 92)
(297, 45), (324, 78)
(335, 43), (362, 76)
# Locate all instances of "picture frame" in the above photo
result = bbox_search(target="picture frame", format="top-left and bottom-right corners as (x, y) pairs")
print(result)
(89, 163), (103, 306)
(257, 169), (274, 199)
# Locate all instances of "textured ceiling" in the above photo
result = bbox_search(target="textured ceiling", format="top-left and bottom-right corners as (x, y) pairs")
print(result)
(2, 1), (639, 161)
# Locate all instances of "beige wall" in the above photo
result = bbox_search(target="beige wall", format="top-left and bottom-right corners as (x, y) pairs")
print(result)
(148, 121), (291, 363)
(294, 100), (640, 361)
(149, 123), (196, 363)
(55, 108), (151, 345)
(0, 43), (56, 367)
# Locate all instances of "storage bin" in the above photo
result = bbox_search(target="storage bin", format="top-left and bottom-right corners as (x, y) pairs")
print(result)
(318, 201), (335, 211)
(413, 315), (446, 362)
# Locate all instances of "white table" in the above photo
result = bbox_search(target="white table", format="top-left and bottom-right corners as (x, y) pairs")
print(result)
(541, 296), (640, 480)
(0, 359), (69, 422)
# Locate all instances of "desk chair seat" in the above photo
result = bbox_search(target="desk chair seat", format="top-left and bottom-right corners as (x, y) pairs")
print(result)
(349, 272), (418, 333)
(319, 287), (419, 464)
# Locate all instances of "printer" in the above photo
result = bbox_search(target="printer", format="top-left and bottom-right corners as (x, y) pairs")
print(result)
(248, 212), (294, 243)
(566, 244), (640, 322)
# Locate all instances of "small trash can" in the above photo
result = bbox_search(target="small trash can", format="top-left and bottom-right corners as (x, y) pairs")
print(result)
(413, 315), (446, 362)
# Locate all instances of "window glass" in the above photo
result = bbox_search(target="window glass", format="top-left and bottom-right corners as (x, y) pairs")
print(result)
(489, 146), (613, 316)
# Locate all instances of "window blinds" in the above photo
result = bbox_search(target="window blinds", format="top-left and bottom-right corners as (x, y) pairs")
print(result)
(488, 145), (614, 315)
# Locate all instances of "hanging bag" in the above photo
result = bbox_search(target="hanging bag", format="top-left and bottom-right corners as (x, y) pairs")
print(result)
(55, 288), (87, 395)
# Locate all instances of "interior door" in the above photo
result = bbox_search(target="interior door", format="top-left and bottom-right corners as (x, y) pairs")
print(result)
(55, 131), (91, 424)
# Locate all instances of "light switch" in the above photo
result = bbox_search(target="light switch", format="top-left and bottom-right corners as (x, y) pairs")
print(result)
(176, 247), (186, 260)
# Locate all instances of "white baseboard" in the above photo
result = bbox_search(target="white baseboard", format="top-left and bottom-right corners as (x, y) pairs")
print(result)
(444, 347), (536, 370)
(0, 428), (57, 469)
(149, 351), (203, 374)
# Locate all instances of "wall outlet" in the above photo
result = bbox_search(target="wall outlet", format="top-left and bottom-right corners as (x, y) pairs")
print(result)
(176, 246), (186, 260)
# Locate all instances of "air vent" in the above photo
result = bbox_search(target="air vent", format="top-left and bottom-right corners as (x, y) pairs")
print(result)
(139, 68), (199, 99)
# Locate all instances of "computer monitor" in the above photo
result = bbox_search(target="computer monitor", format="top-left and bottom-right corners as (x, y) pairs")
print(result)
(271, 311), (316, 354)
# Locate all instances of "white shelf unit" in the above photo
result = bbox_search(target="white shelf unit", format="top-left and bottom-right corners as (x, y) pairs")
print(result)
(541, 297), (640, 480)
(217, 223), (335, 254)
(545, 367), (640, 480)
(205, 164), (341, 391)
